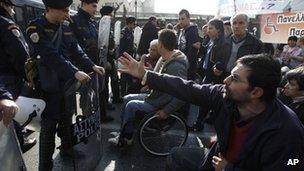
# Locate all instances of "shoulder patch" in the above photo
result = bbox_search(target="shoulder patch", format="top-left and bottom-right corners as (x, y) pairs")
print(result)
(7, 24), (19, 30)
(64, 32), (73, 36)
(30, 33), (39, 43)
(63, 20), (70, 26)
(26, 26), (37, 33)
(11, 29), (21, 37)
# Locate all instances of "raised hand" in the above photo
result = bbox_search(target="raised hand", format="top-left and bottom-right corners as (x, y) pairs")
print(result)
(118, 52), (146, 79)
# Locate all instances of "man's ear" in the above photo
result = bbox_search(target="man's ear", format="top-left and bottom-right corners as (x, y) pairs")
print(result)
(251, 87), (264, 99)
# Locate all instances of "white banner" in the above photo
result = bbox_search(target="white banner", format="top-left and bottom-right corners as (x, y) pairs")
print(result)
(218, 0), (294, 17)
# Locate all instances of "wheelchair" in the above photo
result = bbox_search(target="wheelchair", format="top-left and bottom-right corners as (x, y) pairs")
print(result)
(137, 111), (188, 156)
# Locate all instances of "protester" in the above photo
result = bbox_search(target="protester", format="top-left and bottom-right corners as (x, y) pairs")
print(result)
(177, 9), (200, 80)
(223, 20), (232, 38)
(282, 67), (304, 124)
(201, 19), (230, 84)
(225, 13), (264, 73)
(118, 53), (304, 171)
(280, 36), (302, 69)
(109, 29), (188, 146)
(137, 16), (158, 56)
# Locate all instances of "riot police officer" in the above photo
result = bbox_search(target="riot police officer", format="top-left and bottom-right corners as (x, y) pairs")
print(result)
(26, 0), (105, 170)
(70, 0), (99, 64)
(100, 6), (122, 112)
(0, 0), (37, 153)
(70, 0), (114, 122)
(119, 16), (136, 96)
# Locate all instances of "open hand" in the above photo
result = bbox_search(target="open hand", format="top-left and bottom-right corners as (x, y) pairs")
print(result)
(118, 52), (146, 79)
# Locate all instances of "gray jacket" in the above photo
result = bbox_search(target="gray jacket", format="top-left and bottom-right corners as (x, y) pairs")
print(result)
(145, 50), (189, 113)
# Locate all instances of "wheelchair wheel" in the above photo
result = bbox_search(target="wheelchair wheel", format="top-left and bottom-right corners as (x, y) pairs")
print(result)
(138, 113), (188, 156)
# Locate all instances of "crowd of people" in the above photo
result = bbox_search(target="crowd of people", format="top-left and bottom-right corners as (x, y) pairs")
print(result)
(0, 0), (304, 170)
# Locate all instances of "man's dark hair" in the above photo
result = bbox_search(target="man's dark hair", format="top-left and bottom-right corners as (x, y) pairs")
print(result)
(286, 67), (304, 91)
(158, 29), (176, 51)
(236, 54), (282, 102)
(288, 36), (298, 42)
(126, 16), (136, 24)
(208, 19), (224, 37)
(179, 9), (190, 18)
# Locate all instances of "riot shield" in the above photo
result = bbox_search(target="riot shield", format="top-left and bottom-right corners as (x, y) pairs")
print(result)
(52, 75), (103, 171)
(114, 20), (121, 48)
(133, 26), (143, 60)
(98, 15), (111, 66)
(0, 122), (26, 171)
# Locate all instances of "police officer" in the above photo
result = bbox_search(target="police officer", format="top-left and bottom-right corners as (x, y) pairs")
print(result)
(70, 0), (99, 64)
(0, 0), (37, 152)
(100, 6), (122, 112)
(26, 0), (105, 170)
(70, 0), (101, 116)
(119, 16), (136, 96)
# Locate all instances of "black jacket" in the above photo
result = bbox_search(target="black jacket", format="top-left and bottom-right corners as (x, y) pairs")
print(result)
(137, 22), (158, 56)
(201, 36), (230, 84)
(0, 8), (29, 98)
(227, 33), (264, 60)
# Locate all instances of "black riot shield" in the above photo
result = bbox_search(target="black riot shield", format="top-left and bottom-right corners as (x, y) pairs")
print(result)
(53, 74), (103, 171)
(0, 122), (26, 171)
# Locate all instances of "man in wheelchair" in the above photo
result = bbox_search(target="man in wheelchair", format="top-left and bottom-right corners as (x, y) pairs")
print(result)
(108, 29), (189, 146)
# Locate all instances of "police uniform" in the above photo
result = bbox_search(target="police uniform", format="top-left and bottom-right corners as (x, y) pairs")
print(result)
(70, 6), (99, 64)
(100, 6), (121, 108)
(0, 7), (29, 98)
(119, 23), (135, 96)
(26, 0), (96, 170)
(0, 0), (39, 153)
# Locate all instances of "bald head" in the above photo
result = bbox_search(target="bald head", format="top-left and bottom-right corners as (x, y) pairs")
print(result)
(149, 39), (160, 60)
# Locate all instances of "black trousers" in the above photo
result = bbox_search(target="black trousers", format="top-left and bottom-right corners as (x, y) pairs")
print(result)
(39, 116), (73, 171)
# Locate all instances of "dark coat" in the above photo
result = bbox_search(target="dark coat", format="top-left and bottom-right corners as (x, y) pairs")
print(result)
(137, 22), (158, 56)
(0, 8), (29, 98)
(289, 100), (304, 125)
(201, 36), (230, 84)
(26, 16), (95, 119)
(119, 26), (134, 56)
(70, 8), (99, 64)
(227, 33), (264, 61)
(145, 72), (304, 171)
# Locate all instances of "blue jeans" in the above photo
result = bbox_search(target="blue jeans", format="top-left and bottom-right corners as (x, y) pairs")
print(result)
(120, 93), (157, 135)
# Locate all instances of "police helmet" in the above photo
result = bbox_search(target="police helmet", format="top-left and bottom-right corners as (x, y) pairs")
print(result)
(100, 5), (113, 16)
(42, 0), (72, 9)
(81, 0), (99, 4)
